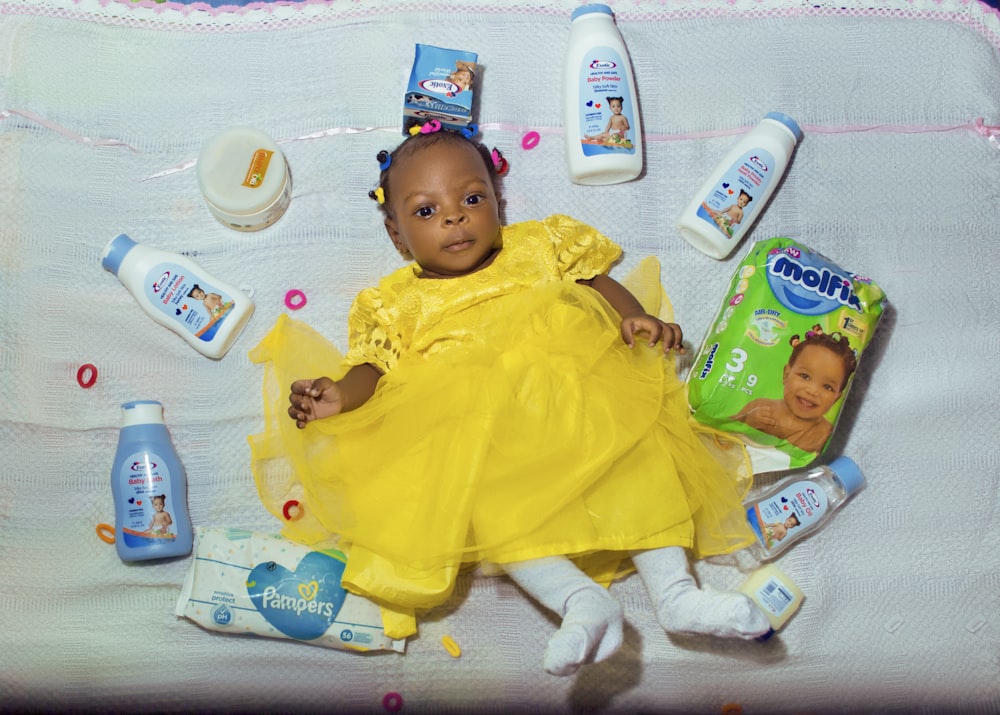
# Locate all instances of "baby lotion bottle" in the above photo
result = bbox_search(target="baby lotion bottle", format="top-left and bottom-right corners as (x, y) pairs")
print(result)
(102, 234), (254, 359)
(677, 112), (802, 259)
(563, 3), (643, 185)
(739, 563), (805, 639)
(111, 400), (193, 562)
(745, 456), (865, 561)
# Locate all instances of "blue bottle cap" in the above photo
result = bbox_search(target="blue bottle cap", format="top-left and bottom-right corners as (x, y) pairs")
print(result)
(828, 456), (865, 495)
(764, 111), (803, 142)
(102, 233), (137, 274)
(572, 3), (613, 21)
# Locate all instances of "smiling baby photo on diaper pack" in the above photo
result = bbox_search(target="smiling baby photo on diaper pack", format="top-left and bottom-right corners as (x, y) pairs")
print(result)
(687, 238), (887, 473)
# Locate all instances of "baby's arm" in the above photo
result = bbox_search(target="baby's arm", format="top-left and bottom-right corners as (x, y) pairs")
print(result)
(288, 363), (382, 429)
(581, 274), (684, 353)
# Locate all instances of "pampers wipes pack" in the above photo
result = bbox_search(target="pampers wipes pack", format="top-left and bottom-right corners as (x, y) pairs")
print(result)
(687, 238), (886, 473)
(176, 527), (405, 652)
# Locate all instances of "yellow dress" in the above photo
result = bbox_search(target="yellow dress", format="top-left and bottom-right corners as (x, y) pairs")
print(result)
(248, 215), (754, 636)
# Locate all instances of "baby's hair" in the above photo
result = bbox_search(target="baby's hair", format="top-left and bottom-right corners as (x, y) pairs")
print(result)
(370, 129), (500, 218)
(787, 331), (857, 392)
(607, 96), (624, 105)
(152, 494), (166, 503)
(739, 189), (753, 203)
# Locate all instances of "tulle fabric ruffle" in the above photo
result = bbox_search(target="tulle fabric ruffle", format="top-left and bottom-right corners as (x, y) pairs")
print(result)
(249, 275), (754, 620)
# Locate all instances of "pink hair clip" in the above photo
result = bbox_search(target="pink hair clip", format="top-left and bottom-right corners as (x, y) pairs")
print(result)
(408, 119), (443, 136)
(490, 147), (509, 176)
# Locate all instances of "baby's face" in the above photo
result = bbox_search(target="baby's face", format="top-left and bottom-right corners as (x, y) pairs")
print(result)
(609, 100), (623, 115)
(737, 194), (750, 207)
(782, 344), (846, 420)
(152, 498), (165, 512)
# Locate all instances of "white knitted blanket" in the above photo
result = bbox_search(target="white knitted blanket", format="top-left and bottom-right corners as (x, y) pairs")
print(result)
(2, 1), (999, 712)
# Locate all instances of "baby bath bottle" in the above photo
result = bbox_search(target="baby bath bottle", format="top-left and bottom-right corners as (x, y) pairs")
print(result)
(744, 456), (865, 560)
(677, 112), (802, 259)
(563, 3), (643, 184)
(110, 400), (193, 562)
(102, 234), (254, 359)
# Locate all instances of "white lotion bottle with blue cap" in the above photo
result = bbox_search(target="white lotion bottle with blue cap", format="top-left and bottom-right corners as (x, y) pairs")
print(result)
(102, 234), (254, 359)
(677, 112), (803, 259)
(111, 400), (193, 562)
(744, 456), (866, 561)
(563, 3), (643, 185)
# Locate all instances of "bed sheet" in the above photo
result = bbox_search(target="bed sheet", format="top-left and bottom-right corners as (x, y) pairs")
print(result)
(2, 0), (1000, 712)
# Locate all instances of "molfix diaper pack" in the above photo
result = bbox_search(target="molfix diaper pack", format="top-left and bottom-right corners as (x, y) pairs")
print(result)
(176, 527), (405, 652)
(687, 238), (886, 473)
(402, 44), (478, 134)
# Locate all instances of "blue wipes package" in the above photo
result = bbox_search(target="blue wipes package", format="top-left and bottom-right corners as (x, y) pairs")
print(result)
(402, 44), (478, 135)
(176, 527), (406, 652)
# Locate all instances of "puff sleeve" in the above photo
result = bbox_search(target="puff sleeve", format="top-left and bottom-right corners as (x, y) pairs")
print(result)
(343, 286), (402, 374)
(543, 214), (623, 281)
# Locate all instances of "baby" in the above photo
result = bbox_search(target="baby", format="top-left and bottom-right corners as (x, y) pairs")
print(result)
(253, 127), (770, 676)
(733, 332), (857, 453)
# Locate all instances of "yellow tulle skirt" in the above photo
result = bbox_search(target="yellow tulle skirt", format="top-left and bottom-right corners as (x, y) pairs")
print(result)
(248, 260), (754, 634)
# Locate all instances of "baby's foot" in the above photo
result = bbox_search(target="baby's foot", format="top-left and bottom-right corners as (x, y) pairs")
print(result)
(658, 584), (770, 640)
(544, 589), (624, 676)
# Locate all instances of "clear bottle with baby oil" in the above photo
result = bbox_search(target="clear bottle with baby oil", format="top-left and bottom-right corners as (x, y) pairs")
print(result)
(744, 456), (865, 560)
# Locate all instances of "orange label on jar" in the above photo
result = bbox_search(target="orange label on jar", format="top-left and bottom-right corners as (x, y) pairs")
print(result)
(242, 148), (274, 188)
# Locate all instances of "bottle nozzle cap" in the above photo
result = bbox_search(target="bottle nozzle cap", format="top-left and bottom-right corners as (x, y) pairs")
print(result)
(828, 456), (865, 495)
(102, 234), (137, 275)
(121, 400), (165, 427)
(764, 111), (803, 143)
(571, 3), (613, 21)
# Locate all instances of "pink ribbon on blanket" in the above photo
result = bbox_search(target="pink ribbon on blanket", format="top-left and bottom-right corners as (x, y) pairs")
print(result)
(4, 110), (999, 181)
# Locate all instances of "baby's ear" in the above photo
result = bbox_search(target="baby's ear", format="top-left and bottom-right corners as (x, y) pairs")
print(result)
(384, 218), (412, 260)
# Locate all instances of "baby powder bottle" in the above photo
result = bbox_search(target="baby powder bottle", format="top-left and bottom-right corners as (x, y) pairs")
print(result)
(676, 112), (802, 259)
(738, 563), (805, 640)
(563, 3), (643, 185)
(110, 400), (193, 562)
(102, 234), (254, 359)
(745, 456), (865, 561)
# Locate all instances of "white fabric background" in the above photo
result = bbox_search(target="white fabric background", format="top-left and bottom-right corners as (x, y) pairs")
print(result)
(1, 0), (999, 712)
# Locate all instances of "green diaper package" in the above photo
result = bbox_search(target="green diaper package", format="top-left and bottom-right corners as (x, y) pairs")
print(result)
(687, 238), (887, 473)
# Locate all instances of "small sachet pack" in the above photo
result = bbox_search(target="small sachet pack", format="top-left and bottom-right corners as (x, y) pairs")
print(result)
(176, 527), (405, 652)
(687, 238), (886, 473)
(402, 44), (478, 135)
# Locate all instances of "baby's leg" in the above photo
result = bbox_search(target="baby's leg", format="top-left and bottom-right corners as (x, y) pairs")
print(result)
(502, 556), (623, 676)
(631, 546), (770, 640)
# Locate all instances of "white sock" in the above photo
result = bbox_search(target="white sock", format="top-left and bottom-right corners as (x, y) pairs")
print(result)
(502, 556), (624, 676)
(631, 546), (770, 640)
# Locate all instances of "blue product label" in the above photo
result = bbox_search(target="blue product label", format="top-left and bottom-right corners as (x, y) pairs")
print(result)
(576, 46), (635, 156)
(247, 551), (348, 641)
(144, 262), (236, 342)
(694, 149), (775, 240)
(747, 480), (829, 551)
(118, 450), (177, 544)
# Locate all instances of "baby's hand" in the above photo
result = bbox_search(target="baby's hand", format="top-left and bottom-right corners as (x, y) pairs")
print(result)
(620, 314), (685, 354)
(288, 377), (344, 428)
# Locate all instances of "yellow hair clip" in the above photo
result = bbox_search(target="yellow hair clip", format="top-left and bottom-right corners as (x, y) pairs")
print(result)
(370, 186), (385, 205)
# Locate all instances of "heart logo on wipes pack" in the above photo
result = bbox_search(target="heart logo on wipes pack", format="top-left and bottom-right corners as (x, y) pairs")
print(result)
(247, 551), (348, 640)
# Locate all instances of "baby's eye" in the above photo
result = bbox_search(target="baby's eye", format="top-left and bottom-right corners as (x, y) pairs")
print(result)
(465, 193), (485, 206)
(415, 206), (435, 218)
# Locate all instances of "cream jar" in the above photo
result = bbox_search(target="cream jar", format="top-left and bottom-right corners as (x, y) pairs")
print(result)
(197, 127), (291, 231)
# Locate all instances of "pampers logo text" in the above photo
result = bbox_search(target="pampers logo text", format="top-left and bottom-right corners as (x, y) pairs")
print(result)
(259, 585), (337, 619)
(766, 250), (862, 316)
